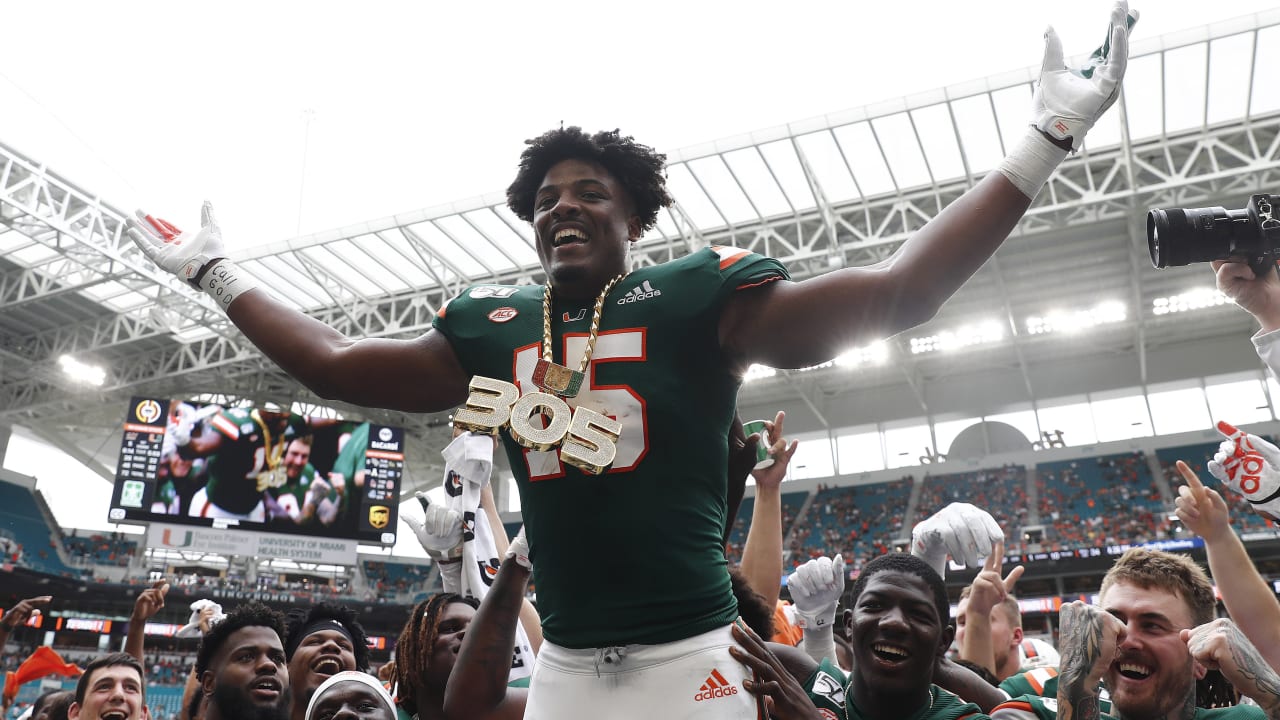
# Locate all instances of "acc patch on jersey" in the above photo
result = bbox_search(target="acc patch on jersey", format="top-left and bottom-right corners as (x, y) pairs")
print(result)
(488, 307), (518, 323)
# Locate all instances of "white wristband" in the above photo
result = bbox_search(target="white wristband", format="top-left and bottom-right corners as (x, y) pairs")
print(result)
(198, 260), (259, 311)
(996, 128), (1069, 200)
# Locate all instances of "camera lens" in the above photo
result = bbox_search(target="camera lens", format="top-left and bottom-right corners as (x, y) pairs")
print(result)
(1146, 206), (1242, 268)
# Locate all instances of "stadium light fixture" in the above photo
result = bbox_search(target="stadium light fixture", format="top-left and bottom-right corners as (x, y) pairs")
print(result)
(741, 340), (890, 383)
(1025, 300), (1126, 335)
(1151, 288), (1230, 315)
(58, 355), (105, 386)
(909, 320), (1004, 354)
(742, 364), (778, 383)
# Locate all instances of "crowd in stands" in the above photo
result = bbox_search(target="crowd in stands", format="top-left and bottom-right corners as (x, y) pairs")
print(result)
(1036, 451), (1172, 551)
(1157, 441), (1278, 535)
(916, 465), (1030, 553)
(63, 532), (138, 567)
(793, 476), (913, 569)
(362, 560), (431, 600)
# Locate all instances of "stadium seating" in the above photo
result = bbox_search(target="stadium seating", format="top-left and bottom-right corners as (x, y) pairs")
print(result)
(1156, 442), (1277, 535)
(63, 533), (139, 566)
(0, 479), (79, 577)
(1036, 451), (1170, 551)
(795, 476), (913, 569)
(363, 559), (432, 600)
(724, 490), (809, 564)
(914, 465), (1030, 553)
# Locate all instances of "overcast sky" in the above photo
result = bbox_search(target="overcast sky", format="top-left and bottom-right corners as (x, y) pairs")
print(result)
(4, 0), (1278, 550)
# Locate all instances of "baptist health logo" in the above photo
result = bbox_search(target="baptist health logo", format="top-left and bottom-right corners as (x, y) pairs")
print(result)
(617, 280), (661, 304)
(161, 529), (195, 548)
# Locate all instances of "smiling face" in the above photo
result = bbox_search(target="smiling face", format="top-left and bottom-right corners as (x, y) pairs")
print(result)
(532, 158), (640, 300)
(849, 570), (951, 702)
(284, 440), (312, 481)
(205, 626), (290, 720)
(289, 629), (357, 711)
(69, 666), (147, 720)
(1099, 581), (1200, 720)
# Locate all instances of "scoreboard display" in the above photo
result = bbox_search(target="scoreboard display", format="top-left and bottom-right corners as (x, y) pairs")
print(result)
(108, 396), (403, 545)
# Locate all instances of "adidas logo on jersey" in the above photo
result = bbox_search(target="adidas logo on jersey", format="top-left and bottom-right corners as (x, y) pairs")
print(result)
(617, 280), (661, 304)
(693, 669), (738, 701)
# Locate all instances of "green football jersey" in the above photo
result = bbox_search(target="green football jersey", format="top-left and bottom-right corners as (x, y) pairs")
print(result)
(203, 409), (307, 514)
(991, 695), (1263, 720)
(433, 246), (788, 648)
(804, 657), (851, 720)
(841, 685), (987, 720)
(998, 668), (1113, 715)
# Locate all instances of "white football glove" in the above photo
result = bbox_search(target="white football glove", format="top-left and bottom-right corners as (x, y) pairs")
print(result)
(1032, 1), (1136, 151)
(126, 201), (226, 284)
(789, 554), (845, 630)
(506, 526), (531, 570)
(912, 502), (1004, 576)
(402, 492), (464, 562)
(1208, 421), (1280, 521)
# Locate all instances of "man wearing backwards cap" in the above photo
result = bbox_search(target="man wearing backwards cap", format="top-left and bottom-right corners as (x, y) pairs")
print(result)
(284, 604), (371, 720)
(305, 672), (396, 720)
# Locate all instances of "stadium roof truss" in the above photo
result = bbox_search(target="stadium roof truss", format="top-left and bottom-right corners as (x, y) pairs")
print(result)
(2, 10), (1279, 494)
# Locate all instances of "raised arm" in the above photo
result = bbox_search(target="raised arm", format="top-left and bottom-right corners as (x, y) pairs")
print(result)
(442, 535), (532, 720)
(958, 543), (1024, 676)
(1185, 618), (1280, 719)
(127, 203), (470, 413)
(739, 411), (799, 606)
(1057, 600), (1125, 720)
(125, 579), (169, 664)
(721, 3), (1133, 368)
(478, 485), (543, 654)
(0, 595), (51, 648)
(1175, 459), (1280, 671)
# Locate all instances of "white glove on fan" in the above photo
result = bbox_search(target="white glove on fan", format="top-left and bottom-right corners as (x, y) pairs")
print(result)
(127, 201), (225, 284)
(1032, 1), (1135, 151)
(403, 492), (464, 562)
(1208, 421), (1280, 522)
(912, 502), (1004, 577)
(506, 526), (531, 570)
(789, 554), (845, 630)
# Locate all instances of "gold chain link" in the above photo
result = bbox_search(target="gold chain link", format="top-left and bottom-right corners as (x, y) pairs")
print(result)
(542, 273), (628, 371)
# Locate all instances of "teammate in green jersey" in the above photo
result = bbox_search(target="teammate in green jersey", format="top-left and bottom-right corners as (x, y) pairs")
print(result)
(730, 552), (990, 720)
(990, 548), (1278, 720)
(128, 9), (1132, 713)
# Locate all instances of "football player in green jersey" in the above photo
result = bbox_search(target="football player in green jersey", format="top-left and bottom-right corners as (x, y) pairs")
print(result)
(731, 552), (991, 720)
(991, 548), (1276, 720)
(128, 7), (1132, 715)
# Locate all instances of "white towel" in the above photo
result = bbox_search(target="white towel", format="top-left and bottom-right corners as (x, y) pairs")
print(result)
(440, 432), (535, 683)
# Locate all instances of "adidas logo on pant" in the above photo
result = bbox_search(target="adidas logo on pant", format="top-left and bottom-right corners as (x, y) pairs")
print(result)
(617, 280), (661, 304)
(693, 669), (738, 701)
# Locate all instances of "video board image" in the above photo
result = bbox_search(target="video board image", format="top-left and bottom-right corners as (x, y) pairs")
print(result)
(108, 396), (403, 544)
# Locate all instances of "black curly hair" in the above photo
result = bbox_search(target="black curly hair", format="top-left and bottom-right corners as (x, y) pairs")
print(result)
(196, 602), (287, 677)
(506, 127), (672, 231)
(283, 602), (371, 671)
(850, 553), (950, 630)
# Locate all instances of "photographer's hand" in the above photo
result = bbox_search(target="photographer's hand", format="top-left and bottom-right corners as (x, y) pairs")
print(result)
(1215, 259), (1280, 333)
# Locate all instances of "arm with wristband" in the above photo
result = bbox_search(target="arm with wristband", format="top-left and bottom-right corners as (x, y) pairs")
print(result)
(719, 2), (1135, 372)
(126, 203), (470, 413)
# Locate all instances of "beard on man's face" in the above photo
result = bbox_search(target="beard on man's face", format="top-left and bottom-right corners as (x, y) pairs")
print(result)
(211, 679), (290, 720)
